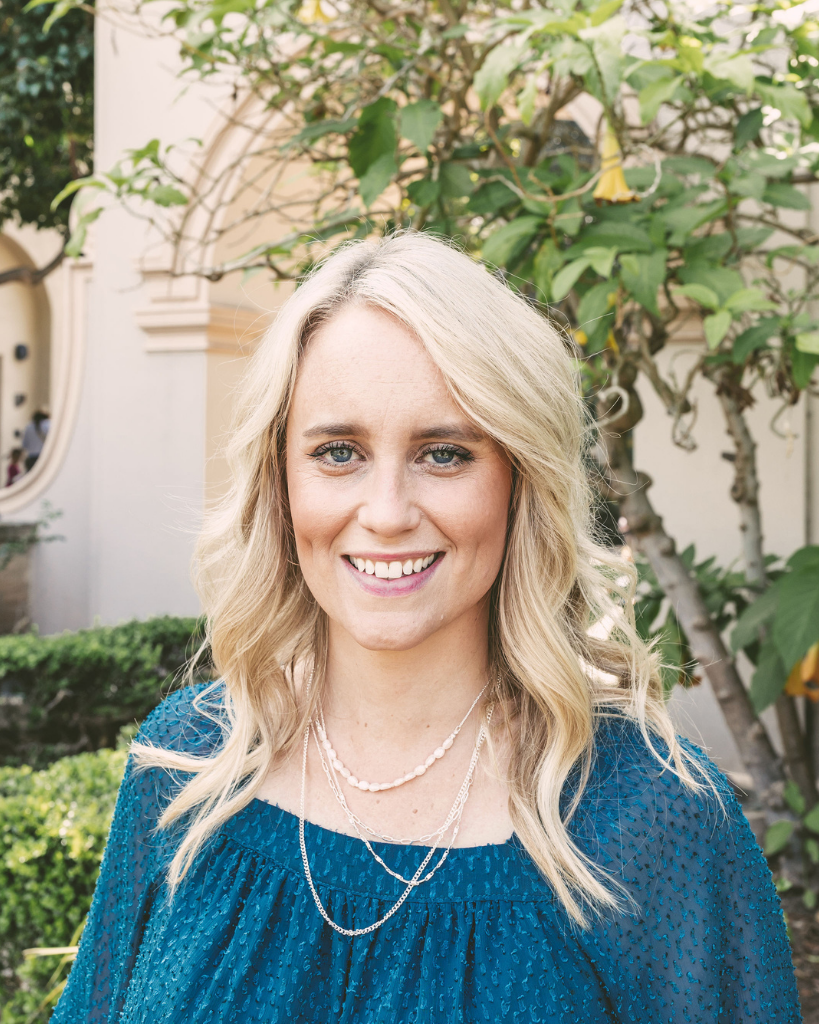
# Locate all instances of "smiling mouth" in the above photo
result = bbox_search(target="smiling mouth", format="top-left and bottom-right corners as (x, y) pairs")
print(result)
(345, 554), (441, 579)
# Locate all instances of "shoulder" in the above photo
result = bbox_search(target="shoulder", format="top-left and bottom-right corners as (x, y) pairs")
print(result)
(136, 680), (228, 758)
(571, 713), (742, 870)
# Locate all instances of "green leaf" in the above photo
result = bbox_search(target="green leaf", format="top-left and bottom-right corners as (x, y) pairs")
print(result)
(732, 585), (779, 651)
(533, 240), (564, 299)
(551, 257), (592, 301)
(791, 349), (819, 389)
(763, 183), (812, 210)
(585, 246), (618, 277)
(735, 108), (764, 149)
(357, 153), (396, 207)
(467, 179), (517, 215)
(399, 100), (442, 152)
(582, 222), (654, 252)
(724, 288), (778, 314)
(705, 52), (756, 93)
(481, 216), (544, 268)
(678, 264), (744, 306)
(348, 98), (396, 179)
(787, 546), (819, 571)
(763, 819), (794, 856)
(518, 77), (538, 126)
(475, 42), (527, 110)
(704, 310), (732, 349)
(732, 317), (781, 363)
(407, 176), (440, 207)
(755, 82), (813, 128)
(750, 639), (788, 712)
(439, 162), (474, 198)
(675, 283), (720, 310)
(805, 890), (817, 911)
(620, 251), (666, 315)
(639, 75), (683, 124)
(773, 564), (819, 668)
(577, 281), (616, 345)
(145, 184), (187, 207)
(807, 837), (819, 863)
(805, 804), (819, 834)
(289, 117), (358, 147)
(784, 779), (806, 816)
(590, 0), (624, 25)
(796, 332), (819, 354)
(663, 156), (716, 179)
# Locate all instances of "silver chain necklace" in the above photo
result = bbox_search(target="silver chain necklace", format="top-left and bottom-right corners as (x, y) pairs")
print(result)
(298, 703), (494, 937)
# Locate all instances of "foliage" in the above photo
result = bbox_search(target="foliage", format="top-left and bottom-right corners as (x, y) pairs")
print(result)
(732, 546), (819, 712)
(56, 0), (819, 406)
(763, 779), (819, 912)
(634, 545), (756, 692)
(0, 746), (126, 1021)
(0, 616), (211, 768)
(0, 504), (63, 574)
(0, 0), (93, 235)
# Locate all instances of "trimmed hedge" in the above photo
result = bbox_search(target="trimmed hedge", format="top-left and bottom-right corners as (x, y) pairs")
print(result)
(0, 746), (126, 1021)
(0, 617), (211, 768)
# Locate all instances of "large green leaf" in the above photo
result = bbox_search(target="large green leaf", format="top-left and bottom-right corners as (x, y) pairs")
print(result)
(750, 638), (787, 712)
(675, 283), (720, 310)
(551, 257), (592, 301)
(724, 288), (778, 313)
(481, 216), (544, 268)
(357, 152), (396, 207)
(639, 75), (683, 124)
(474, 42), (526, 109)
(732, 317), (780, 364)
(399, 100), (442, 153)
(704, 310), (732, 349)
(764, 820), (794, 856)
(731, 584), (779, 651)
(796, 332), (819, 355)
(773, 563), (819, 668)
(755, 82), (813, 128)
(763, 183), (812, 211)
(620, 251), (666, 315)
(735, 108), (763, 148)
(348, 98), (396, 179)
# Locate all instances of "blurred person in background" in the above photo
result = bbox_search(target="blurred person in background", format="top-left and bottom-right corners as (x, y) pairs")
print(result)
(22, 409), (50, 471)
(6, 448), (23, 487)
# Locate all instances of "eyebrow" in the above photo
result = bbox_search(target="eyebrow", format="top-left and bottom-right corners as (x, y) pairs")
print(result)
(302, 422), (485, 443)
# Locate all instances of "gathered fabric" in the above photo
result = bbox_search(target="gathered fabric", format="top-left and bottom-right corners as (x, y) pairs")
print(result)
(53, 684), (800, 1023)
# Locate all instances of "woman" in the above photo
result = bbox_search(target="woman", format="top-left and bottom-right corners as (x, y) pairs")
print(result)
(54, 234), (799, 1023)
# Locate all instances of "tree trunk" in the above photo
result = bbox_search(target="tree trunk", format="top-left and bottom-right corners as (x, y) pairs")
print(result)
(717, 384), (818, 808)
(599, 425), (783, 802)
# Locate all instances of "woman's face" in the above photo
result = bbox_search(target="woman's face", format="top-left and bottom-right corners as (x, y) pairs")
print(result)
(285, 304), (512, 652)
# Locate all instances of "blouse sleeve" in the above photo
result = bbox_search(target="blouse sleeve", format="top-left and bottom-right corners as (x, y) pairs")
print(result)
(50, 684), (223, 1023)
(576, 721), (801, 1023)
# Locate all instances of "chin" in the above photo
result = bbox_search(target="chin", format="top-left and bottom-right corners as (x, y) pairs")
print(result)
(342, 618), (439, 653)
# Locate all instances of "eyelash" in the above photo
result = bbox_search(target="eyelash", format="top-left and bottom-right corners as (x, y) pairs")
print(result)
(309, 441), (474, 469)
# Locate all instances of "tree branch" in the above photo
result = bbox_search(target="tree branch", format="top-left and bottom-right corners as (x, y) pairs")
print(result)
(0, 245), (67, 288)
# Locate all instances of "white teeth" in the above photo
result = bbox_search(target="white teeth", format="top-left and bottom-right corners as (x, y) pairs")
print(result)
(351, 555), (437, 577)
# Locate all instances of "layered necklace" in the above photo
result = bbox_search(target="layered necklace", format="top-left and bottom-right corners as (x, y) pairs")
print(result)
(298, 683), (494, 938)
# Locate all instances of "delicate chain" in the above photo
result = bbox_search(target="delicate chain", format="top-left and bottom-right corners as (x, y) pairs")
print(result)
(314, 704), (492, 845)
(299, 704), (494, 937)
(316, 684), (488, 793)
(312, 707), (493, 884)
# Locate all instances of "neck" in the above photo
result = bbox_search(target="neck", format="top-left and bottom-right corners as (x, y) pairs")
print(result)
(321, 606), (491, 746)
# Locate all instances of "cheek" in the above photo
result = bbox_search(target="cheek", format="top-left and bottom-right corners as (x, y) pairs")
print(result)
(434, 465), (511, 567)
(286, 463), (349, 557)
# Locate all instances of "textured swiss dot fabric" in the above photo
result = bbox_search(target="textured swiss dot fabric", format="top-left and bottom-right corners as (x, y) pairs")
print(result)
(52, 684), (801, 1023)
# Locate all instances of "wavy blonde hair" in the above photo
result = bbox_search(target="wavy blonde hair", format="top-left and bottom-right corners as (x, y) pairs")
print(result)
(134, 232), (705, 926)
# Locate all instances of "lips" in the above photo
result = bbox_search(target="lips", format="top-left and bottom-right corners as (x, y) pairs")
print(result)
(345, 554), (438, 579)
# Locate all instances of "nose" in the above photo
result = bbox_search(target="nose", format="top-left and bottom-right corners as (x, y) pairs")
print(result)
(355, 459), (421, 539)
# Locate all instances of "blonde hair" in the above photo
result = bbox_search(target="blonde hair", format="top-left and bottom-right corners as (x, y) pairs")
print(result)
(133, 232), (705, 926)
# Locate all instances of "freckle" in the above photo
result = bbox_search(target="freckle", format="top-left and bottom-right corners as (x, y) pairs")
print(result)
(413, 808), (418, 814)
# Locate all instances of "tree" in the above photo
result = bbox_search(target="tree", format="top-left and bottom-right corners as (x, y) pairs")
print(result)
(0, 0), (93, 285)
(60, 0), (819, 816)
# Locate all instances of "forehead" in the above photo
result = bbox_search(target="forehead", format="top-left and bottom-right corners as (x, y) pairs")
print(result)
(290, 305), (461, 421)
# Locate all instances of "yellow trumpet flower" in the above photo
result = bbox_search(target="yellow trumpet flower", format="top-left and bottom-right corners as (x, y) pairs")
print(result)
(593, 126), (636, 205)
(785, 642), (819, 702)
(299, 0), (332, 23)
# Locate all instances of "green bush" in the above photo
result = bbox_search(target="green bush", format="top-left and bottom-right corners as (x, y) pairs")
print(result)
(0, 747), (126, 1021)
(0, 616), (210, 768)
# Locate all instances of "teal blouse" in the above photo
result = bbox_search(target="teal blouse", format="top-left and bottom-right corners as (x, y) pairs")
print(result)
(52, 684), (800, 1023)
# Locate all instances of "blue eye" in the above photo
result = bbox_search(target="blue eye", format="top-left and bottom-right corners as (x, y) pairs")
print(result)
(422, 445), (473, 467)
(327, 447), (354, 463)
